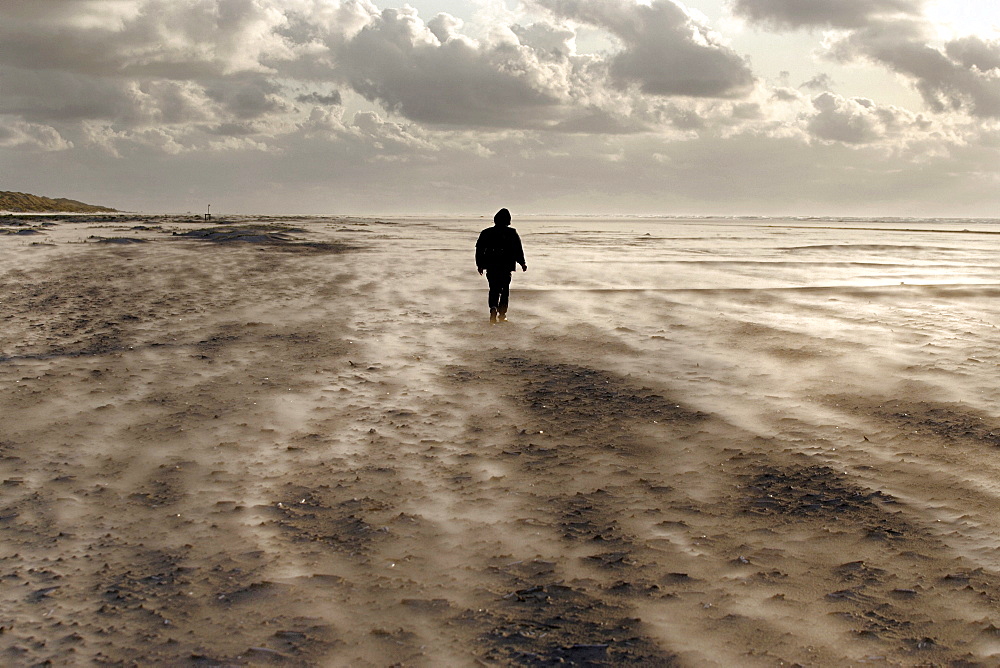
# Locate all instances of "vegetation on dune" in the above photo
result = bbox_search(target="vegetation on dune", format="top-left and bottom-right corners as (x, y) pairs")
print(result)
(0, 191), (118, 213)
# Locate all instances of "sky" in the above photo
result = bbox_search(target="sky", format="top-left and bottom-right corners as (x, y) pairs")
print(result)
(1, 0), (999, 216)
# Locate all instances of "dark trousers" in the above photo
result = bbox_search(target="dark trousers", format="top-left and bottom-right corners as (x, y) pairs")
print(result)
(486, 270), (511, 313)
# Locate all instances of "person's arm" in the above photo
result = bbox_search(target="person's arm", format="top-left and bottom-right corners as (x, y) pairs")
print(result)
(513, 230), (526, 271)
(475, 230), (487, 275)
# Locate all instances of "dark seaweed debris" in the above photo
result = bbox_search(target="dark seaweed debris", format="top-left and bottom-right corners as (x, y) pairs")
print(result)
(744, 464), (894, 516)
(173, 225), (301, 244)
(172, 224), (352, 253)
(89, 236), (148, 244)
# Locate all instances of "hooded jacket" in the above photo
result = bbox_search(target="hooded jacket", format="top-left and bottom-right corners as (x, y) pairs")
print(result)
(476, 224), (525, 273)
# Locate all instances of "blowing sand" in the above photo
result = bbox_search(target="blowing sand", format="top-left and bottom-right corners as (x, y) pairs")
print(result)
(2, 214), (1000, 666)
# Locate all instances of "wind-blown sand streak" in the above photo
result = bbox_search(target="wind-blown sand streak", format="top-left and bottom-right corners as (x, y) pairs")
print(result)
(1, 215), (1000, 665)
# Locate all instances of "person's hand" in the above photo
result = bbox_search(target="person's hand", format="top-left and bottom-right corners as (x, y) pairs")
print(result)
(478, 267), (484, 275)
(520, 263), (527, 272)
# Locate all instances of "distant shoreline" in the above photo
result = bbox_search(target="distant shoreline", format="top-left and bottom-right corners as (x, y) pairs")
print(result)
(3, 205), (998, 225)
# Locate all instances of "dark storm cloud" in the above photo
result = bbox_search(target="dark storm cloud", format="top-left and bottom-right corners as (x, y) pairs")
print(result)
(807, 92), (881, 143)
(549, 107), (650, 133)
(0, 67), (219, 126)
(0, 0), (292, 79)
(296, 91), (343, 106)
(800, 73), (835, 91)
(945, 36), (1000, 73)
(329, 7), (565, 128)
(733, 0), (1000, 119)
(0, 0), (294, 143)
(4, 0), (723, 142)
(805, 91), (933, 145)
(770, 87), (801, 102)
(203, 75), (290, 120)
(827, 20), (1000, 118)
(206, 120), (274, 136)
(729, 0), (923, 29)
(534, 0), (755, 98)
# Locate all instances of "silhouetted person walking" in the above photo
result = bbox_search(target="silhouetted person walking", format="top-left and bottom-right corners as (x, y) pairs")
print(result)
(476, 208), (526, 324)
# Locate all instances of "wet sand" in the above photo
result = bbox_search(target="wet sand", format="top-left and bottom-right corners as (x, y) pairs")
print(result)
(2, 214), (1000, 666)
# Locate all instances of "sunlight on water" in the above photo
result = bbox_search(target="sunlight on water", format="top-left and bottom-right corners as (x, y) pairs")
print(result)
(407, 215), (1000, 292)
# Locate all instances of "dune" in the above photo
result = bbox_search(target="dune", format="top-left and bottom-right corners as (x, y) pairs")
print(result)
(1, 214), (999, 665)
(0, 191), (117, 214)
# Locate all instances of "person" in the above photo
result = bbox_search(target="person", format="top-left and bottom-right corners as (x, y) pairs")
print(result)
(476, 208), (527, 324)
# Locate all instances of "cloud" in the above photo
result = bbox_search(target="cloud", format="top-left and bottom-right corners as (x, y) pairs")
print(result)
(0, 0), (759, 143)
(0, 117), (72, 151)
(5, 99), (995, 217)
(805, 91), (938, 145)
(1, 0), (646, 141)
(800, 73), (835, 91)
(0, 0), (995, 220)
(534, 0), (756, 97)
(295, 90), (343, 105)
(0, 0), (300, 138)
(0, 0), (295, 78)
(350, 110), (440, 156)
(807, 92), (882, 143)
(549, 107), (650, 133)
(771, 87), (802, 102)
(511, 22), (577, 61)
(944, 36), (1000, 73)
(826, 20), (1000, 118)
(426, 12), (466, 45)
(729, 0), (923, 30)
(202, 73), (290, 120)
(732, 0), (1000, 119)
(328, 6), (569, 128)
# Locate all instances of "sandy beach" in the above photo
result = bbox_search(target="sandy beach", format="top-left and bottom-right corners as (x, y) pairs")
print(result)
(2, 213), (1000, 666)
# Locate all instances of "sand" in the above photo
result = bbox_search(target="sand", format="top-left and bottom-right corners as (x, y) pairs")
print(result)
(2, 213), (1000, 666)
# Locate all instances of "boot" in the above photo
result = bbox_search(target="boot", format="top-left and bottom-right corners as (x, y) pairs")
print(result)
(490, 308), (498, 324)
(497, 310), (507, 323)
